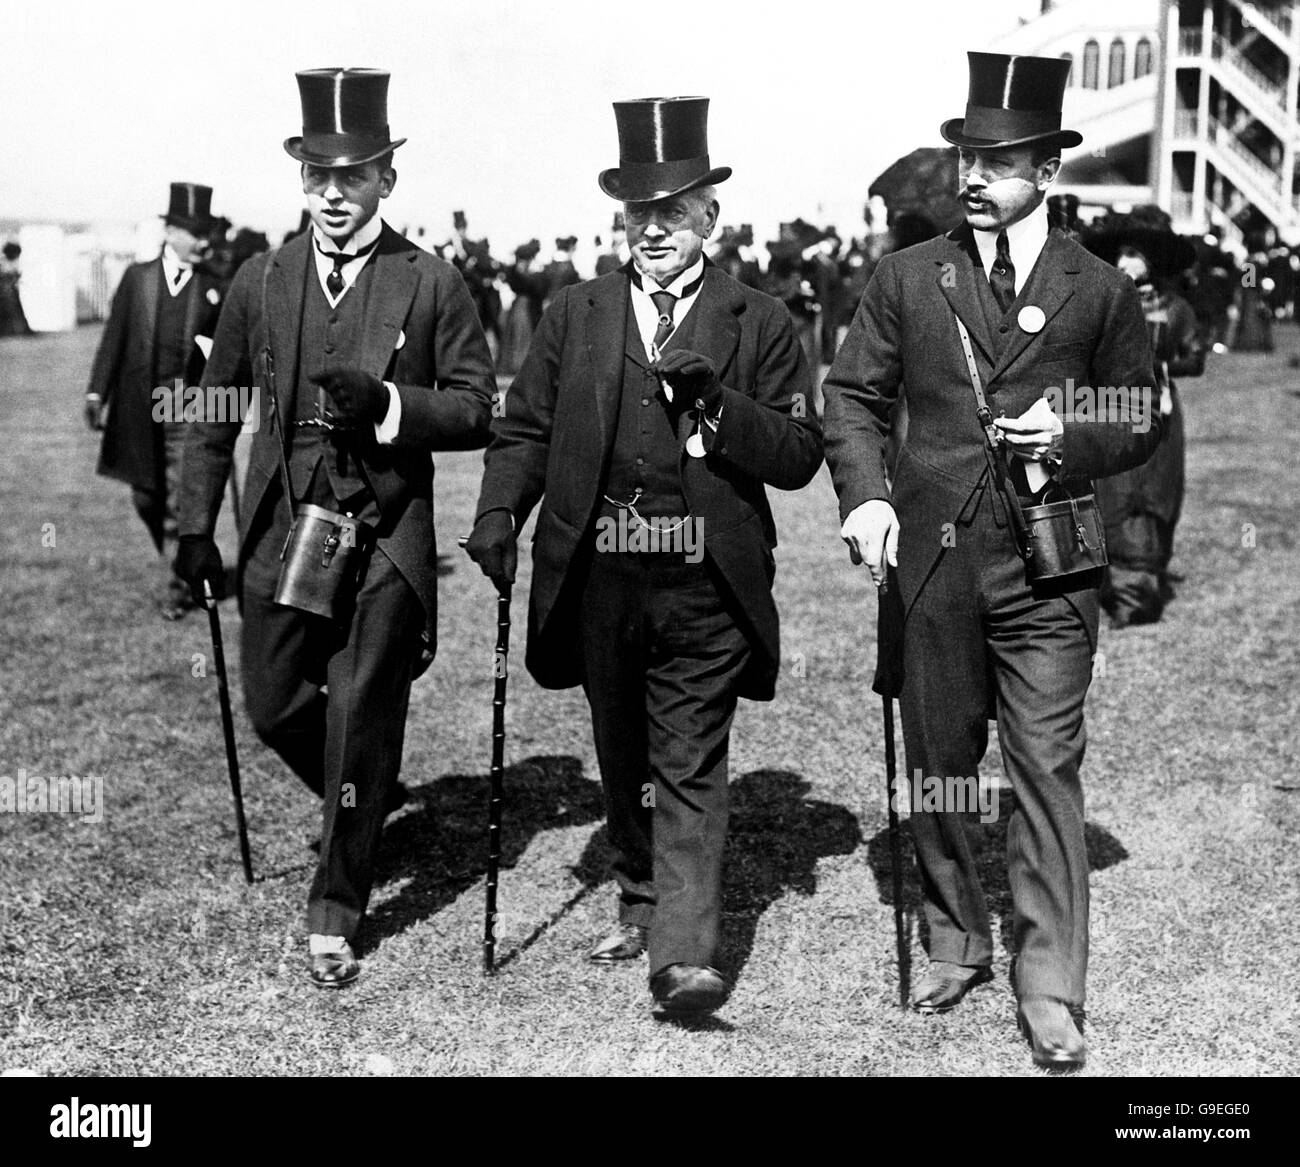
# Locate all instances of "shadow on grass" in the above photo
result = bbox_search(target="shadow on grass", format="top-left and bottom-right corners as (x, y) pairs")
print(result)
(864, 800), (1129, 998)
(361, 754), (604, 954)
(716, 769), (862, 983)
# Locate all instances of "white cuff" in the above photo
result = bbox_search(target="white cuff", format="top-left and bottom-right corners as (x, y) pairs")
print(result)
(373, 381), (401, 444)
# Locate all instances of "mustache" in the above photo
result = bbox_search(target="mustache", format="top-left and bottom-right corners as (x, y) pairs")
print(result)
(959, 189), (991, 204)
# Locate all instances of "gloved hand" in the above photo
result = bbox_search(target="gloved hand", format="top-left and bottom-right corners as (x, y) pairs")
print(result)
(310, 368), (388, 427)
(464, 510), (516, 595)
(653, 349), (725, 416)
(175, 534), (226, 606)
(84, 394), (104, 431)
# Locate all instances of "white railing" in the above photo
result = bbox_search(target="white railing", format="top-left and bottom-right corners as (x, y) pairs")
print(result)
(1211, 31), (1288, 113)
(1237, 1), (1293, 39)
(1178, 28), (1203, 56)
(1206, 115), (1284, 196)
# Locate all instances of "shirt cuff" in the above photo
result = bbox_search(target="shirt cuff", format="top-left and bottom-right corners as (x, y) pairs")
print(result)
(373, 381), (401, 444)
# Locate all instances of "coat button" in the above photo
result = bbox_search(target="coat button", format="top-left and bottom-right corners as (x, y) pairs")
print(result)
(1000, 324), (1009, 333)
(635, 457), (645, 466)
(325, 343), (335, 354)
(641, 397), (650, 406)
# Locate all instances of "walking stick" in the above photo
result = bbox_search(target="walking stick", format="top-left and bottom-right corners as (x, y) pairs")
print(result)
(484, 587), (511, 973)
(203, 579), (253, 884)
(460, 535), (511, 974)
(882, 692), (907, 1009)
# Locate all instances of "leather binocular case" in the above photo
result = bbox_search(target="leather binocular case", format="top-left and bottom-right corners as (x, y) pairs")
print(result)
(275, 502), (375, 620)
(1018, 486), (1108, 583)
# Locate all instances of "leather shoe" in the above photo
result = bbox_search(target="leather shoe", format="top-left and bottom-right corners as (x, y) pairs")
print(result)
(308, 941), (360, 989)
(588, 923), (648, 963)
(910, 961), (993, 1013)
(650, 963), (729, 1017)
(1017, 997), (1087, 1072)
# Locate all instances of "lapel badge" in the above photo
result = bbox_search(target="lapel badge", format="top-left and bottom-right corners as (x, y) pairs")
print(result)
(1018, 305), (1046, 334)
(206, 288), (221, 305)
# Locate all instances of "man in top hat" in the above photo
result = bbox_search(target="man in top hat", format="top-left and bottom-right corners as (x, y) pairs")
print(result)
(822, 52), (1160, 1069)
(465, 96), (821, 1017)
(446, 210), (502, 357)
(174, 67), (495, 988)
(594, 213), (628, 277)
(86, 182), (225, 619)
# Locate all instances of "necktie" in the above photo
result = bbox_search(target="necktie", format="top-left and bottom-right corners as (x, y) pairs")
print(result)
(650, 289), (677, 350)
(173, 267), (186, 288)
(318, 237), (380, 298)
(990, 230), (1016, 314)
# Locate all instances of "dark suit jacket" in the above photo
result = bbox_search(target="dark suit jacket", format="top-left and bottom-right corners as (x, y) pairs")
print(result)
(822, 223), (1162, 693)
(177, 223), (495, 652)
(474, 262), (823, 700)
(89, 257), (224, 492)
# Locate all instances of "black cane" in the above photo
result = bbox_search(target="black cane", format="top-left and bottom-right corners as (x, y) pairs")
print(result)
(204, 579), (253, 884)
(882, 692), (907, 1008)
(485, 587), (511, 974)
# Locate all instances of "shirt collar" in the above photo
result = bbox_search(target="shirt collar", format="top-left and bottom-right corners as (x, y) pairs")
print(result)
(972, 199), (1049, 250)
(632, 255), (705, 298)
(161, 242), (191, 272)
(312, 214), (384, 257)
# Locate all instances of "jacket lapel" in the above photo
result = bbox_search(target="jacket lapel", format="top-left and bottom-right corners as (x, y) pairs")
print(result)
(264, 235), (310, 422)
(140, 259), (161, 361)
(584, 269), (632, 453)
(357, 225), (419, 377)
(684, 264), (742, 386)
(936, 226), (996, 367)
(988, 230), (1079, 384)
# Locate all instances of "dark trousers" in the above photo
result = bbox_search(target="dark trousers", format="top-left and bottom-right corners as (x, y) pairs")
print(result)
(577, 548), (751, 976)
(240, 499), (424, 941)
(899, 487), (1098, 1005)
(131, 420), (190, 606)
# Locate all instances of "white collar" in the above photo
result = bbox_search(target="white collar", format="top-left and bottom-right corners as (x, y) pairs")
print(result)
(633, 255), (705, 298)
(972, 200), (1049, 251)
(311, 214), (384, 257)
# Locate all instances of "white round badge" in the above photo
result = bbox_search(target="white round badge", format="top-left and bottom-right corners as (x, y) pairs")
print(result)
(686, 432), (706, 458)
(1018, 305), (1046, 334)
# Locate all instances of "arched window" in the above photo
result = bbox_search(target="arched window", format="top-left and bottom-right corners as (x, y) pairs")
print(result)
(1134, 37), (1153, 79)
(1082, 39), (1100, 89)
(1061, 51), (1074, 86)
(1108, 37), (1127, 88)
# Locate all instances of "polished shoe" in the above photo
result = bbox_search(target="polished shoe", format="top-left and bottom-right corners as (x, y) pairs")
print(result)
(1017, 997), (1087, 1072)
(910, 961), (993, 1013)
(588, 923), (648, 963)
(308, 941), (360, 989)
(650, 963), (729, 1017)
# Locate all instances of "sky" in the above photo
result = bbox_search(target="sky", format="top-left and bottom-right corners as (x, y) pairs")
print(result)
(4, 0), (1043, 251)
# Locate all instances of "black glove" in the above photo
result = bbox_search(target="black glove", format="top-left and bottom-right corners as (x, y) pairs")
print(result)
(310, 368), (388, 427)
(464, 510), (517, 595)
(84, 394), (104, 431)
(175, 534), (225, 606)
(653, 348), (725, 416)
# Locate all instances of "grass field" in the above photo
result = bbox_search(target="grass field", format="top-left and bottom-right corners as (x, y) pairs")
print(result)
(1, 323), (1298, 1077)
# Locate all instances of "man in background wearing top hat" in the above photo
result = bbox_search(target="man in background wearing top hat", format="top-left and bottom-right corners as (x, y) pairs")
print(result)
(174, 68), (495, 988)
(822, 53), (1160, 1069)
(86, 183), (225, 620)
(466, 96), (821, 1017)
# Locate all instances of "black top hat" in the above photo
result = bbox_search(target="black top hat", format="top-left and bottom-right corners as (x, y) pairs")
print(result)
(599, 97), (731, 203)
(284, 68), (407, 167)
(161, 183), (218, 233)
(941, 53), (1081, 150)
(453, 210), (468, 230)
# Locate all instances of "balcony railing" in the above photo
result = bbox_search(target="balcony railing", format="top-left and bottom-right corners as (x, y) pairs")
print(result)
(1206, 115), (1284, 195)
(1238, 1), (1293, 39)
(1173, 109), (1200, 138)
(1211, 31), (1287, 113)
(1178, 28), (1203, 56)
